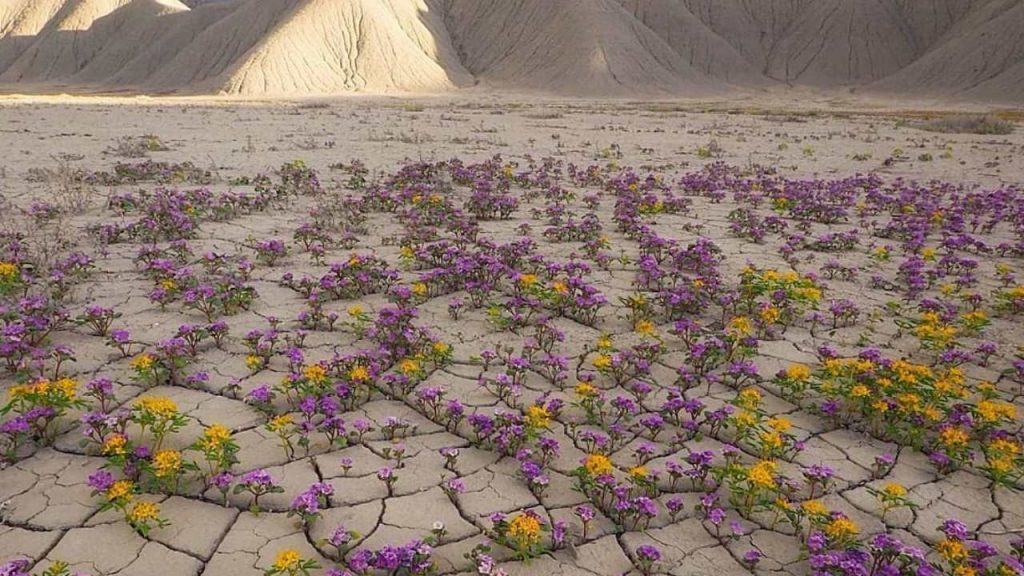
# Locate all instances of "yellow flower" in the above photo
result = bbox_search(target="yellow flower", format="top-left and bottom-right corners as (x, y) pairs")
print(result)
(507, 512), (543, 545)
(102, 433), (128, 455)
(592, 354), (612, 370)
(747, 460), (776, 489)
(0, 262), (19, 279)
(246, 355), (263, 370)
(760, 306), (781, 324)
(552, 281), (568, 295)
(130, 354), (154, 371)
(399, 246), (414, 259)
(348, 365), (370, 382)
(399, 358), (421, 375)
(267, 414), (293, 433)
(988, 438), (1021, 455)
(760, 430), (783, 451)
(273, 549), (302, 571)
(583, 454), (613, 476)
(202, 424), (232, 450)
(128, 501), (160, 523)
(575, 382), (598, 398)
(937, 538), (968, 562)
(159, 278), (177, 291)
(883, 483), (907, 497)
(727, 316), (754, 337)
(629, 466), (648, 479)
(921, 247), (936, 261)
(735, 410), (758, 428)
(432, 341), (450, 355)
(134, 396), (178, 418)
(302, 364), (327, 382)
(850, 384), (871, 398)
(54, 377), (77, 398)
(634, 319), (657, 337)
(987, 455), (1014, 474)
(152, 449), (182, 478)
(786, 363), (811, 381)
(347, 304), (364, 316)
(939, 426), (970, 447)
(767, 416), (791, 432)
(411, 282), (428, 296)
(525, 405), (551, 429)
(517, 274), (538, 288)
(107, 479), (135, 502)
(977, 400), (1015, 423)
(596, 335), (613, 350)
(736, 387), (762, 410)
(824, 517), (859, 539)
(802, 500), (828, 516)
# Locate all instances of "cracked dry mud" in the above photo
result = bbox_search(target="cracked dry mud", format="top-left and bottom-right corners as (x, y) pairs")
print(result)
(1, 97), (1023, 576)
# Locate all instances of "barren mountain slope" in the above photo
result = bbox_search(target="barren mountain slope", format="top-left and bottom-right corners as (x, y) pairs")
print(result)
(439, 0), (723, 95)
(870, 0), (1024, 100)
(217, 0), (470, 95)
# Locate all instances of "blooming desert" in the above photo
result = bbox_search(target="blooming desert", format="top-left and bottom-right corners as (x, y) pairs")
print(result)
(0, 100), (1023, 576)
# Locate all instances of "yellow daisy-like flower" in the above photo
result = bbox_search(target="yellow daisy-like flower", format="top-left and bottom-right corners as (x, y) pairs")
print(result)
(801, 500), (829, 516)
(760, 306), (781, 324)
(432, 341), (450, 355)
(347, 304), (364, 316)
(747, 460), (777, 489)
(273, 549), (302, 571)
(939, 426), (970, 447)
(883, 483), (907, 497)
(629, 466), (648, 479)
(575, 382), (598, 398)
(202, 424), (232, 450)
(107, 479), (135, 502)
(302, 364), (328, 382)
(399, 358), (421, 375)
(129, 501), (160, 523)
(767, 416), (792, 432)
(583, 454), (614, 477)
(937, 538), (968, 563)
(850, 384), (871, 398)
(411, 282), (428, 296)
(824, 517), (859, 539)
(596, 335), (613, 350)
(267, 414), (293, 433)
(152, 449), (183, 478)
(245, 355), (264, 370)
(736, 387), (762, 410)
(135, 396), (178, 418)
(552, 281), (568, 295)
(517, 274), (538, 288)
(348, 365), (370, 382)
(507, 512), (543, 546)
(0, 262), (19, 279)
(727, 316), (754, 337)
(525, 405), (551, 429)
(102, 433), (128, 456)
(634, 319), (657, 337)
(786, 363), (811, 381)
(592, 354), (612, 370)
(130, 354), (155, 371)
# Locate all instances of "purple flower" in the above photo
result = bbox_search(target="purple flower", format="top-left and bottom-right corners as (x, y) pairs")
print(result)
(743, 549), (762, 565)
(87, 470), (115, 492)
(635, 544), (661, 562)
(574, 505), (595, 522)
(940, 519), (969, 540)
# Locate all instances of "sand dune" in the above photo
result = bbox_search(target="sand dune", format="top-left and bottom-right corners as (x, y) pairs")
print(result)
(0, 0), (1020, 100)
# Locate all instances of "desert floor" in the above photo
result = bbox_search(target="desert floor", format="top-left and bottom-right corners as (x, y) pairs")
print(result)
(1, 95), (1023, 576)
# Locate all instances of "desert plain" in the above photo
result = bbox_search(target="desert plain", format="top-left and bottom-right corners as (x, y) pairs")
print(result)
(0, 91), (1022, 576)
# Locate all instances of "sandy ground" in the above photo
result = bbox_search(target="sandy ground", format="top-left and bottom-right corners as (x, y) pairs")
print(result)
(0, 95), (1023, 576)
